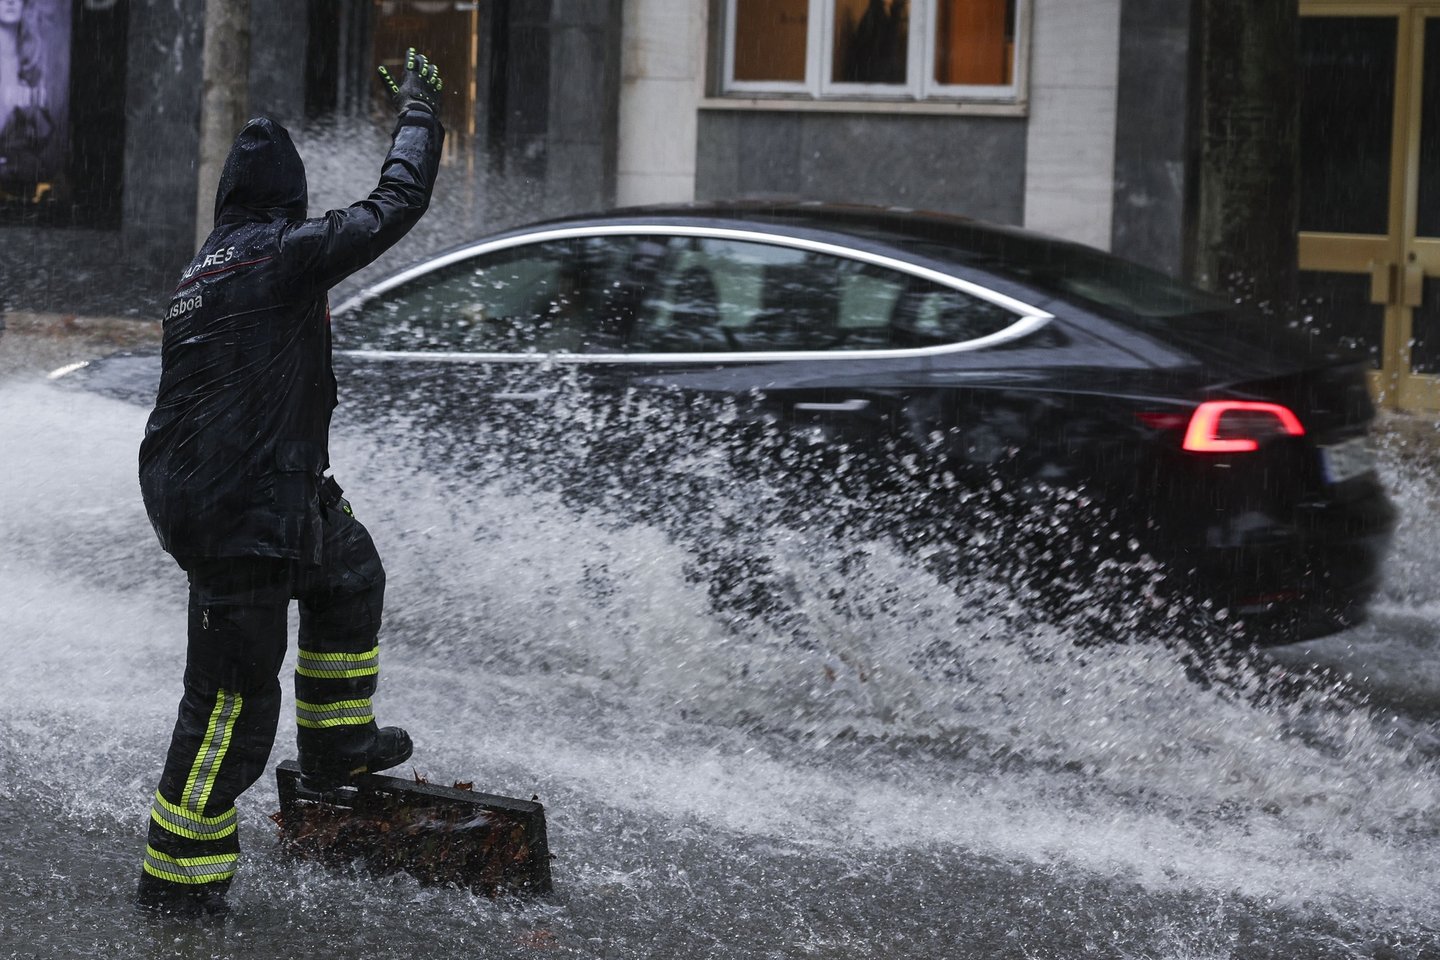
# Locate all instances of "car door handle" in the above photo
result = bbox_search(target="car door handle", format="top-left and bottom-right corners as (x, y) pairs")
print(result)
(793, 399), (871, 413)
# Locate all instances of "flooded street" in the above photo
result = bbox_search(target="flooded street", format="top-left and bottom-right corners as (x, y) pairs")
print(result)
(1, 349), (1438, 959)
(2, 1), (1437, 956)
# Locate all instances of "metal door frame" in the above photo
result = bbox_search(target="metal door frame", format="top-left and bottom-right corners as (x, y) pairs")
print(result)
(1300, 1), (1440, 409)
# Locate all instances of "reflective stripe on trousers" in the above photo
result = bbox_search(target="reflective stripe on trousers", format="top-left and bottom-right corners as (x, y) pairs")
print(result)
(296, 644), (379, 679)
(143, 846), (239, 885)
(143, 690), (247, 885)
(143, 498), (387, 891)
(295, 697), (375, 728)
(150, 790), (238, 841)
(183, 689), (242, 811)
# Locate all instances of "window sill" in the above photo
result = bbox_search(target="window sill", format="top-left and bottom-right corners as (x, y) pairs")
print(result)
(700, 96), (1028, 118)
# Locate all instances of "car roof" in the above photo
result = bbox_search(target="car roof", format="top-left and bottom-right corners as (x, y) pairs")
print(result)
(478, 201), (1190, 309)
(342, 201), (1082, 320)
(459, 201), (1234, 325)
(339, 201), (1340, 378)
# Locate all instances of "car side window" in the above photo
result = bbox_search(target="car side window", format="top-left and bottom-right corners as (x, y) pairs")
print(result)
(890, 283), (1026, 348)
(337, 237), (636, 353)
(627, 236), (1023, 353)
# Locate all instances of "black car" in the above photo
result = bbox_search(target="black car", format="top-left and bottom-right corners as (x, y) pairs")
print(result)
(65, 203), (1398, 642)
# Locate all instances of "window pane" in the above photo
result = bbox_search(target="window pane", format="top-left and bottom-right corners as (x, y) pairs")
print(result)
(630, 245), (734, 353)
(339, 238), (635, 354)
(629, 237), (1021, 353)
(836, 271), (906, 347)
(631, 238), (781, 352)
(733, 0), (809, 83)
(1298, 16), (1396, 235)
(1415, 18), (1440, 237)
(833, 0), (909, 84)
(935, 0), (1014, 86)
(892, 285), (1020, 346)
(1409, 277), (1440, 374)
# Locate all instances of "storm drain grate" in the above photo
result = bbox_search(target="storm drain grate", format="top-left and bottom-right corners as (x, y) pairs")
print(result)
(273, 759), (552, 896)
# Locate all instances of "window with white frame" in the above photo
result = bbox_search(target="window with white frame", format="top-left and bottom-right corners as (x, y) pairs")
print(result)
(723, 0), (1024, 102)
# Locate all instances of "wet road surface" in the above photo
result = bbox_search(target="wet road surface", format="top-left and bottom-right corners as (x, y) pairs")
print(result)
(1, 338), (1437, 960)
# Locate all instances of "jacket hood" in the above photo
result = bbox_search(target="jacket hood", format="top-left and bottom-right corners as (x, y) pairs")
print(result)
(214, 117), (309, 225)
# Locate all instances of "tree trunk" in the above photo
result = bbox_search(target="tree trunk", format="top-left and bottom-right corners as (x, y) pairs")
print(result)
(1192, 0), (1299, 317)
(195, 0), (251, 250)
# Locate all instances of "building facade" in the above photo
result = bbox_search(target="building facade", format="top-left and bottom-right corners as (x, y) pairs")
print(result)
(2, 1), (1437, 409)
(619, 0), (1141, 260)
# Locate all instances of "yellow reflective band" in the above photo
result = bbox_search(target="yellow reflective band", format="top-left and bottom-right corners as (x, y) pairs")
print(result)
(295, 697), (374, 729)
(151, 791), (238, 841)
(181, 691), (226, 807)
(181, 689), (242, 812)
(296, 645), (380, 679)
(143, 846), (238, 885)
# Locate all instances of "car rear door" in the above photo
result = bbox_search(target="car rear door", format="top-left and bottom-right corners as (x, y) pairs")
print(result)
(332, 224), (1054, 489)
(602, 228), (1051, 455)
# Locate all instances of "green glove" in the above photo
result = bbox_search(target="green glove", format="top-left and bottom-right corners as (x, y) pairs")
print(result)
(378, 47), (443, 116)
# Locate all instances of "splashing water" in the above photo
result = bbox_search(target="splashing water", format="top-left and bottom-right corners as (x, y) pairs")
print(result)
(1, 372), (1438, 959)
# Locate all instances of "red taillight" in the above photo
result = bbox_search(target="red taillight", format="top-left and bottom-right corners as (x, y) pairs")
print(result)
(1181, 401), (1305, 453)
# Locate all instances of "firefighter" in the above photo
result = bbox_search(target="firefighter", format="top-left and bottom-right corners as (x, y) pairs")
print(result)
(135, 50), (445, 918)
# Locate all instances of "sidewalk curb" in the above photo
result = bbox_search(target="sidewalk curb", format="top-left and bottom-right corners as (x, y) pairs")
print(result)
(1, 311), (161, 342)
(0, 311), (161, 381)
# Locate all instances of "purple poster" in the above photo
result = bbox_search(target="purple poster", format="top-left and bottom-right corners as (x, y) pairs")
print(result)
(0, 0), (71, 186)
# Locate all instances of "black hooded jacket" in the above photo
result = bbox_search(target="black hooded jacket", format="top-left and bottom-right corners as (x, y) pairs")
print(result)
(139, 109), (444, 564)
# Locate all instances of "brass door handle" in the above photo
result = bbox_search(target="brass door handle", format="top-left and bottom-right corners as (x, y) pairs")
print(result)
(1404, 260), (1425, 308)
(1370, 260), (1396, 305)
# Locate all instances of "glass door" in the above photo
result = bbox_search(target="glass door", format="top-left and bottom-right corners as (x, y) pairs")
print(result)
(371, 1), (481, 150)
(1299, 3), (1440, 410)
(1402, 9), (1440, 405)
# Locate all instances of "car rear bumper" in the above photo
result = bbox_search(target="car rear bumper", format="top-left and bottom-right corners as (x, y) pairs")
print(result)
(1194, 490), (1397, 644)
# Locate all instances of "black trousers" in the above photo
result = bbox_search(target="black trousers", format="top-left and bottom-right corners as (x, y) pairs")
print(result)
(140, 498), (387, 893)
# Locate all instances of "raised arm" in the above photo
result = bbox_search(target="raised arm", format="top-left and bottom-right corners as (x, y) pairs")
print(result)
(280, 49), (447, 293)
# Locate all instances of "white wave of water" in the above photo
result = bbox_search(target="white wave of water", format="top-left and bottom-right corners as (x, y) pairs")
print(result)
(2, 378), (1438, 955)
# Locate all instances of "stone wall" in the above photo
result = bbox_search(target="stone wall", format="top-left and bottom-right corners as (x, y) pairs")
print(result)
(696, 110), (1027, 224)
(1111, 0), (1195, 277)
(0, 0), (310, 317)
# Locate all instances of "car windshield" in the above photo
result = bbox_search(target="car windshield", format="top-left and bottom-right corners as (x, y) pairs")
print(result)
(905, 233), (1235, 320)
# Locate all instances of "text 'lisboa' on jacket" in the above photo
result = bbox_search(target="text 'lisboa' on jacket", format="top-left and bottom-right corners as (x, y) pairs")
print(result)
(139, 110), (445, 564)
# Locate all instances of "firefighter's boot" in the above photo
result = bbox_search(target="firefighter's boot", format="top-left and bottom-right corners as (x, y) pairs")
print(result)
(298, 725), (413, 791)
(136, 871), (232, 922)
